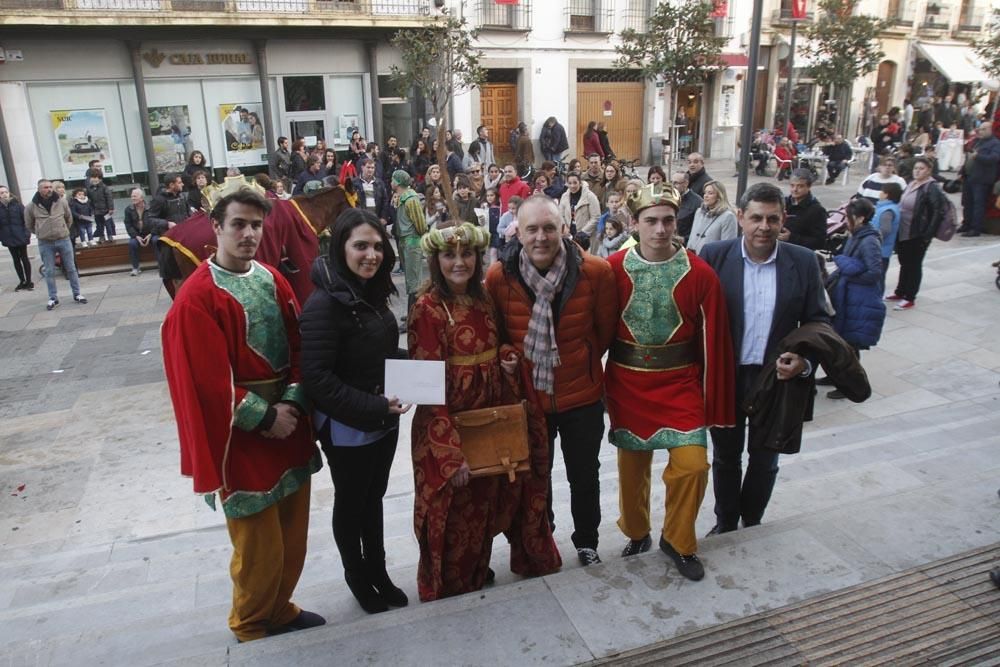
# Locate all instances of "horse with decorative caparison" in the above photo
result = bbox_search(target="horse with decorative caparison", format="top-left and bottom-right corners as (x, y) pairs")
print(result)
(157, 175), (357, 303)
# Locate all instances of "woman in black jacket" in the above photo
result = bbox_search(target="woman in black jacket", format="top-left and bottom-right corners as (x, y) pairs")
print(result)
(299, 209), (410, 615)
(888, 157), (946, 310)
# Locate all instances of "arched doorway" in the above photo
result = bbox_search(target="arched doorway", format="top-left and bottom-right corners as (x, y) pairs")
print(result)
(875, 61), (896, 115)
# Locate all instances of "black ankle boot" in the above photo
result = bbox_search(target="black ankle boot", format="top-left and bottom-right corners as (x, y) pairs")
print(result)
(366, 561), (408, 607)
(344, 570), (388, 614)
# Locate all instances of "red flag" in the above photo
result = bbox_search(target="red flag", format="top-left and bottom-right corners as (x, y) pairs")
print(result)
(792, 0), (807, 19)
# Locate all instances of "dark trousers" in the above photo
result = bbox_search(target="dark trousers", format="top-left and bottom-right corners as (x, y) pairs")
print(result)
(827, 160), (848, 180)
(545, 400), (604, 550)
(94, 213), (116, 240)
(128, 234), (160, 270)
(321, 429), (399, 571)
(893, 237), (931, 301)
(710, 365), (781, 530)
(8, 245), (31, 284)
(961, 181), (991, 233)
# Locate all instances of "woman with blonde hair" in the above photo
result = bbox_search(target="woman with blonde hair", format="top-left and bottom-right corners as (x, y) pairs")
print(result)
(687, 180), (737, 254)
(408, 223), (561, 601)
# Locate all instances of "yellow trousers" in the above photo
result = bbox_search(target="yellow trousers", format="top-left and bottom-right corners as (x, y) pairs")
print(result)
(225, 479), (311, 642)
(617, 446), (709, 556)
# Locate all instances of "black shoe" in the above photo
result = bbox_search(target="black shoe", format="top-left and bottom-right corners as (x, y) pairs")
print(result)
(621, 534), (652, 557)
(283, 609), (326, 631)
(366, 561), (409, 607)
(344, 570), (389, 614)
(815, 376), (835, 386)
(991, 567), (1000, 590)
(485, 567), (496, 584)
(25, 281), (34, 291)
(705, 523), (736, 537)
(825, 177), (835, 185)
(961, 230), (981, 237)
(577, 547), (602, 566)
(826, 389), (846, 400)
(659, 537), (704, 581)
(14, 282), (25, 292)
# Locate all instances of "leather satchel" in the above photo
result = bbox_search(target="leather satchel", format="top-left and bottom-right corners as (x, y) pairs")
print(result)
(452, 400), (530, 482)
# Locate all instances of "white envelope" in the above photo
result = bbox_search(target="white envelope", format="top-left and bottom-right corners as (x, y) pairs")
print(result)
(384, 359), (446, 406)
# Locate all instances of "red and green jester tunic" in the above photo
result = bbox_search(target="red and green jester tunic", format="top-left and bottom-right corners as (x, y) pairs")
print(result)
(605, 245), (735, 451)
(161, 259), (321, 518)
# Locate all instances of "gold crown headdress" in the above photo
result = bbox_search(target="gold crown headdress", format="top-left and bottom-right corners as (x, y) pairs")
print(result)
(420, 222), (491, 255)
(627, 183), (681, 217)
(201, 175), (267, 210)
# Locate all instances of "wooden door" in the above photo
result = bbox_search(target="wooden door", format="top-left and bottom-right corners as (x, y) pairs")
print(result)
(875, 61), (896, 115)
(577, 82), (644, 162)
(480, 83), (518, 166)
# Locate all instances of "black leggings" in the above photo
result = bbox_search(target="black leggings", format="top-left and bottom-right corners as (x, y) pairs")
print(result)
(8, 245), (31, 284)
(894, 237), (931, 301)
(321, 429), (399, 571)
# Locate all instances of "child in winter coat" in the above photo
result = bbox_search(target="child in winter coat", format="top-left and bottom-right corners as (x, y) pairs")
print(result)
(485, 188), (502, 264)
(872, 182), (902, 279)
(597, 215), (628, 258)
(69, 188), (96, 247)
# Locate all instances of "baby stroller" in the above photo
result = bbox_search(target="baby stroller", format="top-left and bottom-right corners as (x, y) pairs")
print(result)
(824, 204), (849, 256)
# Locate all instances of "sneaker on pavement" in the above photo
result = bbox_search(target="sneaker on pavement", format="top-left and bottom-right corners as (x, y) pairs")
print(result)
(282, 609), (326, 631)
(577, 547), (602, 566)
(25, 281), (34, 291)
(46, 298), (59, 311)
(884, 294), (904, 301)
(621, 534), (652, 557)
(659, 536), (704, 581)
(74, 294), (88, 304)
(14, 282), (25, 292)
(130, 268), (140, 277)
(893, 300), (914, 311)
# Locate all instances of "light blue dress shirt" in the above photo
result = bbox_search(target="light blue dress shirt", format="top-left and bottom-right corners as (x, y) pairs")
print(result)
(739, 239), (778, 366)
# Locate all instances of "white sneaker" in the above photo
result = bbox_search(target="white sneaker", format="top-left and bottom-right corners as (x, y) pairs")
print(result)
(130, 268), (140, 277)
(88, 240), (96, 247)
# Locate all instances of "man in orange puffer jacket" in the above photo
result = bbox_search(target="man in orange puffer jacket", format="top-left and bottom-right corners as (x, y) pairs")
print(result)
(485, 195), (618, 567)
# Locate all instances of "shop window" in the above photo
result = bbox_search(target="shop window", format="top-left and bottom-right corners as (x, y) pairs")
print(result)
(283, 76), (325, 112)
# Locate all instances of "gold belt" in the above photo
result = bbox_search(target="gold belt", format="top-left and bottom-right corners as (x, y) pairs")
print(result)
(609, 338), (699, 372)
(236, 376), (287, 404)
(447, 348), (499, 366)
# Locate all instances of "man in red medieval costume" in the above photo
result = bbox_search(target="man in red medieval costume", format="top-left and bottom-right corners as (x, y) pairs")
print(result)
(161, 187), (326, 642)
(605, 184), (735, 581)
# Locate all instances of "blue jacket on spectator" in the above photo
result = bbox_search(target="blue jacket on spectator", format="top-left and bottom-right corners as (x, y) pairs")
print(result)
(871, 199), (900, 259)
(830, 223), (886, 349)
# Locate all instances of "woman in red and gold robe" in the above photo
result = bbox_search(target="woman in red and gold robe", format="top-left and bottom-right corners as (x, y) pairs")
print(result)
(408, 223), (561, 602)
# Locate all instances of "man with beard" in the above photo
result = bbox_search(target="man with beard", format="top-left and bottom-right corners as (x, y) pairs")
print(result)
(25, 179), (86, 310)
(161, 188), (325, 643)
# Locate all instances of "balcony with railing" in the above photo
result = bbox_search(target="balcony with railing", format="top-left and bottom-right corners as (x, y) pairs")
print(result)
(564, 0), (613, 34)
(919, 1), (952, 32)
(0, 0), (441, 26)
(954, 0), (986, 34)
(473, 0), (532, 32)
(772, 0), (814, 22)
(621, 0), (650, 33)
(885, 0), (917, 27)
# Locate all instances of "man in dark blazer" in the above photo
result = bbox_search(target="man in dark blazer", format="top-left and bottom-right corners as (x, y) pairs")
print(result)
(699, 182), (830, 534)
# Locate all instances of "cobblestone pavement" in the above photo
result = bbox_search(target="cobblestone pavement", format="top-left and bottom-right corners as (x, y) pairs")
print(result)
(1, 159), (998, 665)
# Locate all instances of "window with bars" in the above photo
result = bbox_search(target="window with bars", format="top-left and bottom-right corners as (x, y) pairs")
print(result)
(621, 0), (651, 32)
(565, 0), (613, 33)
(474, 0), (532, 31)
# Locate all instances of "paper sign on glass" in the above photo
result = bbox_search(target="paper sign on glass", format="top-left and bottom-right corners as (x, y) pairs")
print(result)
(384, 359), (446, 406)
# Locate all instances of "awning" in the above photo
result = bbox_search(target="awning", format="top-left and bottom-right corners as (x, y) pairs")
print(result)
(915, 42), (997, 87)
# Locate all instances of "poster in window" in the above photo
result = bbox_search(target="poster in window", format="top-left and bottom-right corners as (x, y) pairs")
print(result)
(337, 114), (360, 146)
(219, 102), (267, 168)
(50, 108), (115, 180)
(149, 105), (194, 174)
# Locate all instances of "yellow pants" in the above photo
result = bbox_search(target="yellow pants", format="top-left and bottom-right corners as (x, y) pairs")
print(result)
(225, 479), (311, 642)
(617, 446), (709, 556)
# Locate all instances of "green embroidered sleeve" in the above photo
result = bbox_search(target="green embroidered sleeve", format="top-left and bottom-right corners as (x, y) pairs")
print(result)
(281, 382), (308, 413)
(404, 196), (427, 235)
(234, 390), (270, 431)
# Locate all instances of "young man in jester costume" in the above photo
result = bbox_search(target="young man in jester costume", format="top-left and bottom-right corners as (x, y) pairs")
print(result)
(161, 186), (325, 642)
(605, 184), (735, 581)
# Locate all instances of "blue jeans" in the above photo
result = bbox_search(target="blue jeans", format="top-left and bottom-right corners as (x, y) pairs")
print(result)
(128, 234), (159, 270)
(37, 238), (81, 300)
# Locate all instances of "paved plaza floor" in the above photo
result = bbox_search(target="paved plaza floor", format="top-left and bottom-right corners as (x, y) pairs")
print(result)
(1, 160), (999, 665)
